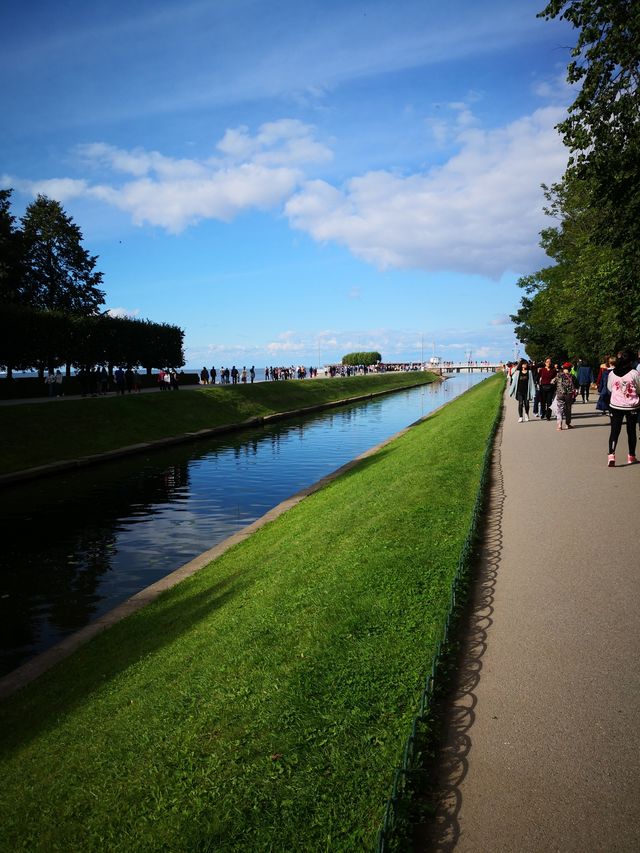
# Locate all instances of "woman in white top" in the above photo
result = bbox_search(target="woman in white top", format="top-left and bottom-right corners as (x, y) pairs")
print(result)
(606, 349), (640, 466)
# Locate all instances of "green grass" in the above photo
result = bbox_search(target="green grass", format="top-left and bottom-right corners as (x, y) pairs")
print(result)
(0, 375), (504, 852)
(0, 373), (435, 476)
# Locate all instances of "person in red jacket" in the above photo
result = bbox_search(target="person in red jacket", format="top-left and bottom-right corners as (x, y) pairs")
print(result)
(538, 357), (557, 421)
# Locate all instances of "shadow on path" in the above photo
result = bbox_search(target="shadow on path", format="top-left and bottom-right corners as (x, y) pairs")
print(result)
(414, 413), (506, 851)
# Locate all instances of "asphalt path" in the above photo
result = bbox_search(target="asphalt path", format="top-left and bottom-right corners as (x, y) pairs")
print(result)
(423, 392), (640, 852)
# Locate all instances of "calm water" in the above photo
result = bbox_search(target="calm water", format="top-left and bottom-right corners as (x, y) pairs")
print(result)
(0, 373), (488, 676)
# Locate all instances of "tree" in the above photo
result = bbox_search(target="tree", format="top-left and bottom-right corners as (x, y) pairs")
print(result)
(511, 174), (633, 363)
(20, 195), (105, 315)
(538, 1), (640, 261)
(342, 351), (382, 366)
(513, 4), (640, 362)
(0, 188), (25, 305)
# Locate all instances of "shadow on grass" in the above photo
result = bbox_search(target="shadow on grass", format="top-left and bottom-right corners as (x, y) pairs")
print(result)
(0, 567), (252, 759)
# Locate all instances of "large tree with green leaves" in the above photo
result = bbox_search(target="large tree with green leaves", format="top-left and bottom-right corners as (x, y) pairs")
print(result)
(513, 2), (639, 362)
(20, 195), (105, 315)
(538, 1), (640, 261)
(512, 175), (628, 363)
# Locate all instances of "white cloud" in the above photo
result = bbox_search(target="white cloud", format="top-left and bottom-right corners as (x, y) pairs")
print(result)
(8, 105), (567, 278)
(78, 143), (208, 179)
(186, 321), (518, 367)
(3, 176), (89, 202)
(79, 120), (332, 232)
(532, 71), (575, 102)
(286, 106), (568, 278)
(88, 163), (301, 232)
(217, 119), (333, 167)
(490, 314), (512, 326)
(107, 306), (141, 319)
(9, 121), (332, 234)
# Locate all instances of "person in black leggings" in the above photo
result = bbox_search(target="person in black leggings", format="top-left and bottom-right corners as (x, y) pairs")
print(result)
(606, 349), (640, 466)
(537, 357), (557, 421)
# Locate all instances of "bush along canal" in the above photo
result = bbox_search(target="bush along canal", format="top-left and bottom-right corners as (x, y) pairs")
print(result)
(0, 373), (489, 678)
(0, 374), (504, 852)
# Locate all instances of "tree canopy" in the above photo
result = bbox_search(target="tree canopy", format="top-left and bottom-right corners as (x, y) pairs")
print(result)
(341, 351), (382, 366)
(0, 189), (25, 305)
(20, 195), (105, 315)
(513, 2), (639, 363)
(538, 1), (640, 259)
(0, 190), (185, 375)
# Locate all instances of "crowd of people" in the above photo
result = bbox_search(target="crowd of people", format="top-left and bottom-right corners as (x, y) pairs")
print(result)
(265, 366), (319, 380)
(76, 366), (145, 396)
(507, 350), (640, 466)
(200, 366), (257, 384)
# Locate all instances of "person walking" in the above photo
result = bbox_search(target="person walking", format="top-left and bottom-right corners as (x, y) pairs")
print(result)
(508, 358), (535, 422)
(554, 362), (577, 430)
(606, 349), (640, 466)
(538, 357), (557, 421)
(576, 360), (594, 403)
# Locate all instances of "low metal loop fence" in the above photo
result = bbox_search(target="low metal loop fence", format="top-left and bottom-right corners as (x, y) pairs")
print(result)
(376, 393), (503, 851)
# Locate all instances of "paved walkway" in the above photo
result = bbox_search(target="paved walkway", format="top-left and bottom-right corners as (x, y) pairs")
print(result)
(424, 393), (640, 852)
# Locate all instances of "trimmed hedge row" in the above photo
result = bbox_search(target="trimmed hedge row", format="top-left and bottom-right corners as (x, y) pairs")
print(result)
(0, 303), (184, 375)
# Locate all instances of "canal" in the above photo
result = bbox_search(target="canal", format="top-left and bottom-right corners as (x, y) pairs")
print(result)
(0, 373), (488, 676)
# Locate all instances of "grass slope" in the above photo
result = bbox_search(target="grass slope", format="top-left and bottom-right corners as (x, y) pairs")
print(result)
(0, 374), (435, 476)
(0, 375), (504, 851)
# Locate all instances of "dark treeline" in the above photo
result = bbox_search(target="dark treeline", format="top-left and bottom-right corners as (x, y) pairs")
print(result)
(511, 1), (639, 365)
(0, 190), (184, 376)
(0, 303), (184, 377)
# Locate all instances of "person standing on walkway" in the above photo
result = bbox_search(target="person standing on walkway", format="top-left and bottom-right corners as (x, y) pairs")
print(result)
(596, 355), (616, 415)
(508, 358), (535, 422)
(576, 360), (594, 403)
(606, 349), (640, 466)
(114, 366), (126, 396)
(45, 371), (56, 397)
(554, 362), (577, 430)
(532, 361), (543, 417)
(538, 357), (557, 421)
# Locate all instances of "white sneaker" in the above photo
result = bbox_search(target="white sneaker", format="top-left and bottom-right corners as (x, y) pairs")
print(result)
(518, 417), (523, 423)
(524, 414), (529, 422)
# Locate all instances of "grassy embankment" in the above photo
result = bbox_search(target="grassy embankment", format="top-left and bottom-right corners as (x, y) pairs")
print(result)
(0, 374), (504, 851)
(0, 373), (436, 476)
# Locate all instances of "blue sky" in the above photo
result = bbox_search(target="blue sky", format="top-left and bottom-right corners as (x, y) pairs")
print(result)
(1, 0), (574, 368)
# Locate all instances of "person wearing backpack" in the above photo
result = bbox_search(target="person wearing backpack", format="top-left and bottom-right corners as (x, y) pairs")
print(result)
(606, 349), (640, 466)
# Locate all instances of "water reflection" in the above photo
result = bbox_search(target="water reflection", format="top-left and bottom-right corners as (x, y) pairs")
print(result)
(0, 374), (487, 675)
